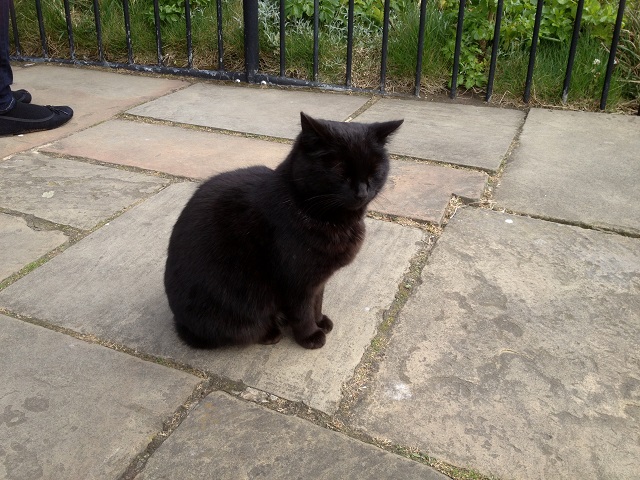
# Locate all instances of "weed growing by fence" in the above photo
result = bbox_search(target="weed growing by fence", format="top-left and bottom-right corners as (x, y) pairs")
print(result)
(143, 0), (214, 25)
(439, 0), (620, 90)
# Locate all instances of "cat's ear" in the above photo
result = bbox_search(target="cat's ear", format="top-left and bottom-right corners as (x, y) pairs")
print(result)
(300, 112), (331, 139)
(371, 119), (404, 145)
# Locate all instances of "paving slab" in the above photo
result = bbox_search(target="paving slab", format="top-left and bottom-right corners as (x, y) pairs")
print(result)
(0, 152), (168, 230)
(0, 183), (424, 414)
(4, 64), (189, 157)
(372, 160), (488, 223)
(493, 108), (640, 235)
(0, 213), (67, 281)
(352, 207), (640, 480)
(42, 119), (290, 178)
(126, 83), (370, 139)
(137, 391), (446, 480)
(0, 314), (201, 480)
(353, 99), (524, 171)
(43, 120), (488, 223)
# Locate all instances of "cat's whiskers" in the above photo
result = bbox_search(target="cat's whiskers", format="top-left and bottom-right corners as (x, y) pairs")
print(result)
(370, 191), (390, 207)
(305, 193), (344, 207)
(291, 173), (330, 182)
(304, 193), (346, 216)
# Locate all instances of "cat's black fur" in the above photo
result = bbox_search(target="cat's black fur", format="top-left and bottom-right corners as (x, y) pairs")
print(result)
(164, 112), (403, 349)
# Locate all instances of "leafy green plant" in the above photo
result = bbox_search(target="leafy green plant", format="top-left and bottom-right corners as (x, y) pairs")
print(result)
(441, 0), (620, 89)
(144, 0), (214, 25)
(282, 0), (410, 32)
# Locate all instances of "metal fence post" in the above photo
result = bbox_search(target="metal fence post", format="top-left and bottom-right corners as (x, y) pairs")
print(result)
(486, 0), (504, 102)
(152, 0), (163, 65)
(380, 0), (391, 93)
(600, 0), (626, 111)
(243, 0), (259, 83)
(9, 0), (22, 56)
(562, 0), (585, 103)
(450, 0), (467, 99)
(35, 0), (48, 58)
(92, 0), (104, 63)
(414, 0), (428, 97)
(523, 0), (544, 103)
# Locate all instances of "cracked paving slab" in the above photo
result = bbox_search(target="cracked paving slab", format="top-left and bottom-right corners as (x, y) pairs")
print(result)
(353, 99), (525, 171)
(5, 64), (188, 157)
(137, 391), (448, 480)
(493, 108), (640, 235)
(372, 160), (488, 223)
(0, 152), (168, 230)
(0, 314), (201, 480)
(0, 183), (424, 414)
(0, 213), (67, 281)
(43, 120), (488, 224)
(352, 207), (640, 480)
(42, 119), (290, 179)
(126, 83), (370, 139)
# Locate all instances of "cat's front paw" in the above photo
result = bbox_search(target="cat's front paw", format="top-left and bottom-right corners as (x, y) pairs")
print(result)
(317, 315), (333, 334)
(259, 326), (283, 345)
(297, 330), (326, 349)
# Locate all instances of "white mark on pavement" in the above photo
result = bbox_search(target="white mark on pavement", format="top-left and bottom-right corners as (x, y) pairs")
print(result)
(387, 383), (412, 400)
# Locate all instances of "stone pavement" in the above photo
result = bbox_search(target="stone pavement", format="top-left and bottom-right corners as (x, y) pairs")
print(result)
(1, 64), (638, 480)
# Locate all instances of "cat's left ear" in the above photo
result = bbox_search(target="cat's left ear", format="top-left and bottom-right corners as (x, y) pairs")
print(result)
(300, 112), (331, 139)
(372, 119), (404, 145)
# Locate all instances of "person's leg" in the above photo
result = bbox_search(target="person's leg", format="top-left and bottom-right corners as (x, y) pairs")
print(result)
(0, 0), (15, 113)
(0, 0), (74, 136)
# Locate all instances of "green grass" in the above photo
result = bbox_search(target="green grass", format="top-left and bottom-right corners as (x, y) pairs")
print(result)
(385, 4), (452, 92)
(12, 0), (245, 69)
(616, 2), (640, 110)
(493, 35), (626, 109)
(10, 0), (639, 112)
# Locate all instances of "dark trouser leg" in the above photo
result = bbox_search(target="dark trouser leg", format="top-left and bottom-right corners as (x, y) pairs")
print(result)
(0, 0), (15, 113)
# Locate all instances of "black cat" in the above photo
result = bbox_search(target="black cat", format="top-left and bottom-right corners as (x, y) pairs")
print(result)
(164, 112), (403, 349)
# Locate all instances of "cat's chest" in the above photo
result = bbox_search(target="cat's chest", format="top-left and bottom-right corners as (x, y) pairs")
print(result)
(324, 222), (365, 254)
(290, 220), (365, 268)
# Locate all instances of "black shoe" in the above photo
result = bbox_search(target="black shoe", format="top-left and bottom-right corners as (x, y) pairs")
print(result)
(0, 102), (73, 136)
(12, 89), (32, 103)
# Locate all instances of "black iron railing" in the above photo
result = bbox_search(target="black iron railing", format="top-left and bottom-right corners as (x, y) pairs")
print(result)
(8, 0), (639, 114)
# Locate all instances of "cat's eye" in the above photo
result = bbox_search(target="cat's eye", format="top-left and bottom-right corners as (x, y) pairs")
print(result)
(368, 165), (382, 182)
(330, 162), (345, 175)
(321, 154), (344, 176)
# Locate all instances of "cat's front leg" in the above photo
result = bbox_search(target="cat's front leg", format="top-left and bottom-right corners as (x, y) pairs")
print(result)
(292, 319), (326, 349)
(314, 285), (333, 334)
(317, 315), (333, 334)
(258, 313), (285, 345)
(259, 325), (283, 345)
(287, 298), (326, 349)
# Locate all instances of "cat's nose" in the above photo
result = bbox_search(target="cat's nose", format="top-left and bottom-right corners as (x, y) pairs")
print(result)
(356, 182), (368, 200)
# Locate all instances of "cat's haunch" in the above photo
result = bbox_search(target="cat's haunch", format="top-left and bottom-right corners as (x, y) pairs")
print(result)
(164, 112), (403, 349)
